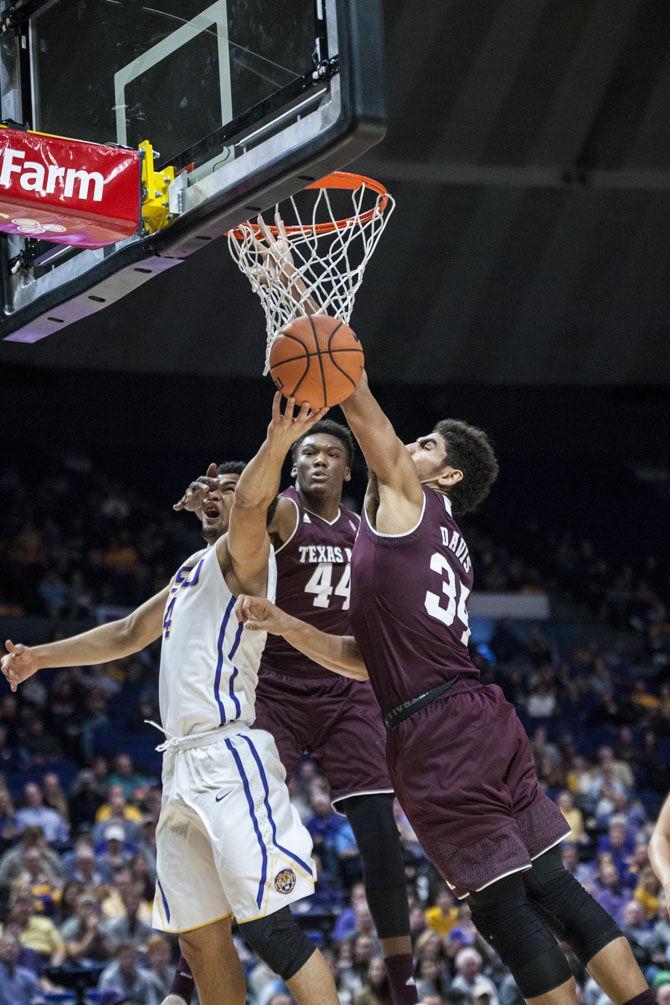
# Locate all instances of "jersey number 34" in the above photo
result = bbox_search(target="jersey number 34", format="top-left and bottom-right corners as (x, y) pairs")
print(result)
(424, 552), (471, 645)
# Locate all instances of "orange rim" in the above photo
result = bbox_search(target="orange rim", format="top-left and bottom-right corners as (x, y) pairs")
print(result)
(229, 171), (390, 240)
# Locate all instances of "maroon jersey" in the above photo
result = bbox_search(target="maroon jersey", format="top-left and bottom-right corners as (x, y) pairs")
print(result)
(349, 485), (478, 716)
(262, 486), (360, 678)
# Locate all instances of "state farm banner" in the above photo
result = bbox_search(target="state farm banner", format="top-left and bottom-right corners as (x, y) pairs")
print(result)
(0, 128), (141, 248)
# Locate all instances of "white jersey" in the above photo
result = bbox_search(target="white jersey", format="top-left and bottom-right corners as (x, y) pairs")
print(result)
(159, 542), (277, 738)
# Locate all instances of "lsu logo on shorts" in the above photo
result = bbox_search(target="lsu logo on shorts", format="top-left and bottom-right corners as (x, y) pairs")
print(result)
(274, 868), (297, 894)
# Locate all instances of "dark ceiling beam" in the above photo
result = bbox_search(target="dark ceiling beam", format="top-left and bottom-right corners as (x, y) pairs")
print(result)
(405, 188), (525, 381)
(432, 0), (554, 163)
(587, 197), (670, 382)
(531, 0), (641, 166)
(629, 54), (670, 169)
(362, 157), (670, 191)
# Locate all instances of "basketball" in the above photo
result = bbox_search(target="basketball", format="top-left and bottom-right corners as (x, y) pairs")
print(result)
(268, 314), (365, 408)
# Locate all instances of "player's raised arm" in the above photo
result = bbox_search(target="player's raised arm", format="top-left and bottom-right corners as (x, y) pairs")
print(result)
(224, 394), (327, 592)
(1, 586), (169, 692)
(340, 371), (424, 532)
(235, 595), (368, 681)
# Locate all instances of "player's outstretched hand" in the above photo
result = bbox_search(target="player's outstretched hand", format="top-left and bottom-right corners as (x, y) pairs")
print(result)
(253, 211), (296, 281)
(235, 595), (292, 636)
(267, 392), (328, 450)
(173, 461), (220, 513)
(1, 640), (39, 692)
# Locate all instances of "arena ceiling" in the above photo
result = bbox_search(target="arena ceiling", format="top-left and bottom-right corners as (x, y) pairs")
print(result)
(2, 0), (670, 385)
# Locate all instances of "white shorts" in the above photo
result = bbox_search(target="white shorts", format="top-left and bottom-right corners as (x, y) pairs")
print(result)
(152, 725), (316, 932)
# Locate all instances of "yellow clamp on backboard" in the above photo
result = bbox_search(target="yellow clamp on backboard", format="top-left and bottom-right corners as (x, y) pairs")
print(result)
(139, 139), (176, 234)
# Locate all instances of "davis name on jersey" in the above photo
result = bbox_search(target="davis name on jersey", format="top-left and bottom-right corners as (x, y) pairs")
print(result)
(159, 543), (277, 738)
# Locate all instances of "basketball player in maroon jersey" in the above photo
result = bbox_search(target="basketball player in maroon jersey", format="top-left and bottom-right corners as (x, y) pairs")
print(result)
(236, 373), (653, 1005)
(168, 420), (417, 1005)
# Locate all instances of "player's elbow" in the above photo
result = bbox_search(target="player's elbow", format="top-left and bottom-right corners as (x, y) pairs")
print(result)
(342, 639), (367, 679)
(118, 612), (149, 655)
(231, 489), (275, 515)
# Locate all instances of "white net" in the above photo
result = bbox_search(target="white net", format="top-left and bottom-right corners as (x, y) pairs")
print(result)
(227, 173), (395, 372)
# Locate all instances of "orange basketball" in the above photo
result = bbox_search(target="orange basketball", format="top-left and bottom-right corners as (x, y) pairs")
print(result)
(269, 314), (364, 408)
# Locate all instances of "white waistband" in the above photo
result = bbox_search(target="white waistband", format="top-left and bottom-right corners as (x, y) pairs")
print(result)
(145, 720), (248, 754)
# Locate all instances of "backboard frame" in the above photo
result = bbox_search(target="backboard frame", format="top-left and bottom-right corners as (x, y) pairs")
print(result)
(0, 0), (387, 343)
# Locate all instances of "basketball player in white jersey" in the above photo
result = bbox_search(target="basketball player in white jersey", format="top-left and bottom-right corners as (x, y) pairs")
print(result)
(1, 395), (340, 1005)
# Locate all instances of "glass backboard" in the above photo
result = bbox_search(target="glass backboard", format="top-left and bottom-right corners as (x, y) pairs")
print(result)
(0, 0), (386, 342)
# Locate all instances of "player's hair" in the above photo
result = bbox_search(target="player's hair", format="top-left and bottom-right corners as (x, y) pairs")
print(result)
(215, 460), (278, 525)
(432, 419), (499, 515)
(216, 461), (246, 476)
(291, 420), (356, 467)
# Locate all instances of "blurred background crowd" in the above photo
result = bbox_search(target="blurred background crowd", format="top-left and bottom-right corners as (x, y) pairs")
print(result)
(1, 451), (670, 1005)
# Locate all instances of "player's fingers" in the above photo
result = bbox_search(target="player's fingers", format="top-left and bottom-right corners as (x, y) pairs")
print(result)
(5, 640), (15, 654)
(257, 215), (274, 246)
(284, 396), (296, 422)
(206, 462), (218, 477)
(235, 596), (257, 623)
(271, 391), (282, 423)
(296, 400), (312, 423)
(275, 211), (289, 243)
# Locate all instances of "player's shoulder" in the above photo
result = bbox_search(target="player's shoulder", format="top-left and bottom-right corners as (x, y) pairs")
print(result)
(174, 544), (209, 569)
(340, 504), (361, 533)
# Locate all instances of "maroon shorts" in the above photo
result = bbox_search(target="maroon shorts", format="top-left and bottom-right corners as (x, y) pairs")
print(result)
(254, 666), (392, 804)
(387, 679), (569, 896)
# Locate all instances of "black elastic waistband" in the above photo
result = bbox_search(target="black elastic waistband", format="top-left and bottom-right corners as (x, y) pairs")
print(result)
(383, 676), (461, 730)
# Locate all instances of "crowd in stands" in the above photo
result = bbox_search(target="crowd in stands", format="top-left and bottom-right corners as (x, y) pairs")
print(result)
(2, 452), (670, 1004)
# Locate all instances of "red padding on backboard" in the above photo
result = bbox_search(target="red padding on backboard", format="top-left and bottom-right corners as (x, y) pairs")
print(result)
(0, 128), (141, 248)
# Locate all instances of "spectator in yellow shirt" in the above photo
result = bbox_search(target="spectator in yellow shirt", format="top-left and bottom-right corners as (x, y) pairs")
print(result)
(94, 785), (143, 827)
(101, 869), (152, 925)
(424, 885), (458, 937)
(1, 891), (64, 965)
(634, 866), (661, 920)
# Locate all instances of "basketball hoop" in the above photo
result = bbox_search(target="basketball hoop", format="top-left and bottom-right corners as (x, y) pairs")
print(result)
(227, 171), (395, 371)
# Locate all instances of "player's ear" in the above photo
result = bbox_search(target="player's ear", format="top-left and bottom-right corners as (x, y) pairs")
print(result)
(344, 466), (352, 482)
(290, 463), (297, 479)
(437, 466), (463, 490)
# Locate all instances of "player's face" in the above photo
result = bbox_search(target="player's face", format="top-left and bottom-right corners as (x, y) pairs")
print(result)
(405, 432), (449, 482)
(292, 433), (350, 499)
(200, 473), (241, 543)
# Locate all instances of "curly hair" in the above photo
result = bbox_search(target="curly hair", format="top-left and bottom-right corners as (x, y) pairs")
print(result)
(432, 419), (499, 515)
(291, 419), (355, 467)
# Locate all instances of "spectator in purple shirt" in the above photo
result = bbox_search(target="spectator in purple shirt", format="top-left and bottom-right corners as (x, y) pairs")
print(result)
(0, 932), (44, 1005)
(593, 861), (627, 922)
(15, 784), (68, 845)
(598, 816), (636, 875)
(306, 792), (349, 878)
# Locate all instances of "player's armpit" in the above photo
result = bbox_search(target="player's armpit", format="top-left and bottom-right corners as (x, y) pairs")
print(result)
(268, 494), (299, 546)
